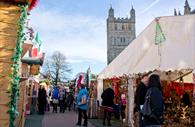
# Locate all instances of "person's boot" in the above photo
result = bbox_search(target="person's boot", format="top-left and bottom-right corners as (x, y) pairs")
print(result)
(103, 118), (106, 125)
(76, 123), (81, 126)
(83, 123), (88, 127)
(107, 119), (111, 126)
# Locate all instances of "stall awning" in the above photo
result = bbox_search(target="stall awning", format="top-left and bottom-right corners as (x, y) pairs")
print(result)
(21, 53), (45, 66)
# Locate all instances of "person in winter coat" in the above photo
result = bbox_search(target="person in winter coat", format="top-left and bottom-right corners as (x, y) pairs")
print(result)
(38, 85), (47, 115)
(134, 74), (148, 127)
(143, 74), (163, 127)
(76, 84), (88, 126)
(66, 92), (74, 111)
(52, 86), (59, 113)
(101, 87), (115, 126)
(120, 94), (126, 123)
(59, 88), (66, 113)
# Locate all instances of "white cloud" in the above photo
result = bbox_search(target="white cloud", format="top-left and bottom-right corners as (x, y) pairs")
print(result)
(30, 8), (107, 63)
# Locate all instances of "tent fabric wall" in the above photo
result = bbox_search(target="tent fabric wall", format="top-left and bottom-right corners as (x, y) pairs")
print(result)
(97, 78), (103, 103)
(98, 14), (195, 79)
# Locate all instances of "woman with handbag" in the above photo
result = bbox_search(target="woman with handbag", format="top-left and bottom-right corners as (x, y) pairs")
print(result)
(142, 74), (163, 127)
(76, 84), (88, 126)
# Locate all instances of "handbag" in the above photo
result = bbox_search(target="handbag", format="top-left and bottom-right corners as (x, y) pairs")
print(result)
(141, 90), (152, 117)
(53, 99), (59, 104)
(141, 88), (164, 124)
(80, 95), (87, 105)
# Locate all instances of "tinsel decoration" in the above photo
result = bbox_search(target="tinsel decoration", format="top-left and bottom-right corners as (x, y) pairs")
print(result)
(7, 5), (28, 127)
(28, 0), (38, 11)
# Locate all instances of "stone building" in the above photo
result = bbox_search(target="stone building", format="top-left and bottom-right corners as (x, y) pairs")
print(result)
(174, 0), (195, 16)
(107, 6), (136, 64)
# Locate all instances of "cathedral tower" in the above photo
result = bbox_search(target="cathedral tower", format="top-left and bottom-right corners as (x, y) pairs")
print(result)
(107, 6), (136, 64)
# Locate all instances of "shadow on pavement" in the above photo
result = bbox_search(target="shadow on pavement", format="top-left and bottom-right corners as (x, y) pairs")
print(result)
(24, 114), (44, 127)
(89, 118), (122, 127)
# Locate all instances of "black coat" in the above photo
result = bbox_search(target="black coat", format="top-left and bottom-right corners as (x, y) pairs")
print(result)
(134, 82), (147, 112)
(101, 88), (114, 107)
(144, 87), (163, 125)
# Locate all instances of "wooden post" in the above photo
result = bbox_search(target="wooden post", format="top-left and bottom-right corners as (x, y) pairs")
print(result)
(127, 78), (135, 127)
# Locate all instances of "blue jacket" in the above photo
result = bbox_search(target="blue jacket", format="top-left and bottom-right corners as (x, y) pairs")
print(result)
(52, 87), (59, 99)
(77, 88), (88, 110)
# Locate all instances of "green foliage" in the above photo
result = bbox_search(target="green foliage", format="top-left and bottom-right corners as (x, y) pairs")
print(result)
(8, 5), (28, 127)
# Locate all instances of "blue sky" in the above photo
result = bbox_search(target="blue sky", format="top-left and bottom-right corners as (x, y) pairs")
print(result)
(29, 0), (195, 78)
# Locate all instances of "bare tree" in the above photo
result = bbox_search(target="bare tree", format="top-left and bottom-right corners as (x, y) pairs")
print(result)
(43, 51), (71, 85)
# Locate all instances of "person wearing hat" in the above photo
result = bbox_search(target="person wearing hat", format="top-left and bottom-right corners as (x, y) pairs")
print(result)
(76, 83), (88, 126)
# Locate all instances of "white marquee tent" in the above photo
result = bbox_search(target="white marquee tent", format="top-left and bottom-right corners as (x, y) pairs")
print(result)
(97, 14), (195, 126)
(97, 14), (195, 102)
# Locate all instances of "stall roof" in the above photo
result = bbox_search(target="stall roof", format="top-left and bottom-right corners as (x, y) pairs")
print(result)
(21, 53), (45, 66)
(98, 14), (195, 79)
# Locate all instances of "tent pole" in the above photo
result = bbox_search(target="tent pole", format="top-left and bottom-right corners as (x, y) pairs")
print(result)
(127, 78), (135, 127)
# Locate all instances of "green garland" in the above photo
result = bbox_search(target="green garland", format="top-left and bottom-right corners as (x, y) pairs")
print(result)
(7, 5), (28, 127)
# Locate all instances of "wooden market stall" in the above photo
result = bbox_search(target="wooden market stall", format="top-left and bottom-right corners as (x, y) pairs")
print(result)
(98, 76), (129, 124)
(22, 54), (45, 114)
(0, 0), (38, 127)
(97, 14), (195, 127)
(87, 79), (98, 118)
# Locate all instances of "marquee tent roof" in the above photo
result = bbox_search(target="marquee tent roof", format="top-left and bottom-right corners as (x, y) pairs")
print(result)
(98, 14), (195, 79)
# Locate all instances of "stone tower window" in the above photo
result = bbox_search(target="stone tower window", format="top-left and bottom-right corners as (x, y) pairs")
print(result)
(129, 25), (131, 31)
(123, 37), (126, 42)
(122, 24), (125, 30)
(115, 24), (117, 30)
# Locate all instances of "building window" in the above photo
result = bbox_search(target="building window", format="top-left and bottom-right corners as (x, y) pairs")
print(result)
(122, 24), (124, 30)
(120, 37), (123, 42)
(129, 25), (131, 31)
(115, 24), (117, 30)
(123, 37), (125, 42)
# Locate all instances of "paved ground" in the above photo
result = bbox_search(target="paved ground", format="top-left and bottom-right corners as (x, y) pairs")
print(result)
(24, 110), (122, 127)
(89, 119), (122, 127)
(25, 111), (96, 127)
(24, 114), (43, 127)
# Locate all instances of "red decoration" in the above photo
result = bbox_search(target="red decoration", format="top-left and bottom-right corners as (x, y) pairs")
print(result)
(28, 0), (38, 11)
(163, 82), (194, 98)
(31, 47), (38, 57)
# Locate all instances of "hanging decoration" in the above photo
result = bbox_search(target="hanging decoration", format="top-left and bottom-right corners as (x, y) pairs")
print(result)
(155, 18), (166, 45)
(7, 5), (28, 127)
(28, 0), (38, 11)
(155, 18), (166, 68)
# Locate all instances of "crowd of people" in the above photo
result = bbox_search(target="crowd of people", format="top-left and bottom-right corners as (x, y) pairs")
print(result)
(101, 74), (164, 127)
(36, 83), (89, 126)
(37, 74), (164, 127)
(37, 84), (74, 115)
